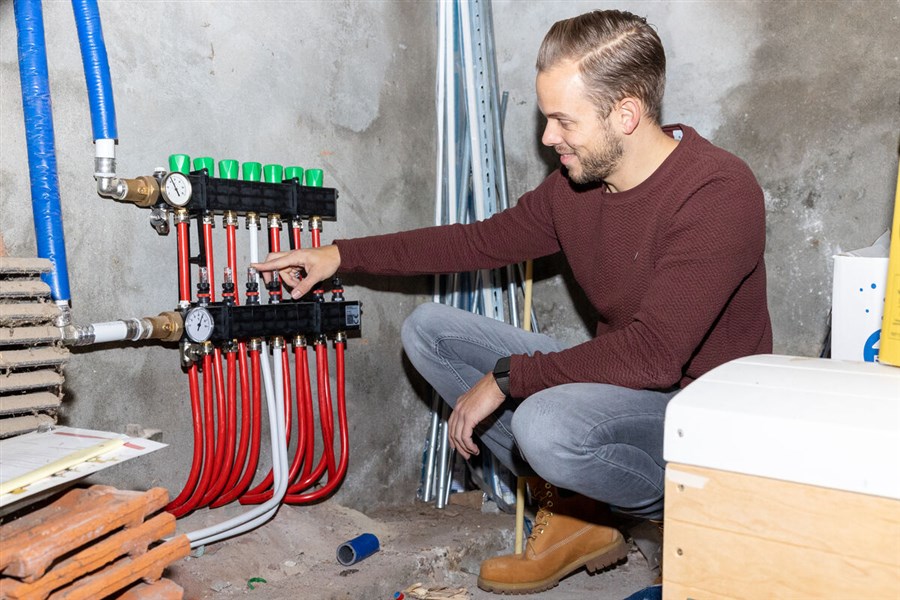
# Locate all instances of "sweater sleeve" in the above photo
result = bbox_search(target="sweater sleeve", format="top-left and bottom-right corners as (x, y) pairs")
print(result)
(510, 167), (767, 397)
(334, 175), (564, 275)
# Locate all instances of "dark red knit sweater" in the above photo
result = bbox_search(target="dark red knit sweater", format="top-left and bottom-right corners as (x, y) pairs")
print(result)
(336, 125), (772, 398)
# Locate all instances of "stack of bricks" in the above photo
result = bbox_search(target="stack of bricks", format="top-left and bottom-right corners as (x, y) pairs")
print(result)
(0, 486), (189, 599)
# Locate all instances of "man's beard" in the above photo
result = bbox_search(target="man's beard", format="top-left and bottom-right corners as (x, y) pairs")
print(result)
(563, 127), (624, 185)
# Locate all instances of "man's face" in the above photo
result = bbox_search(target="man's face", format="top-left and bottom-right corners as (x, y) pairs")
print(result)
(536, 60), (623, 185)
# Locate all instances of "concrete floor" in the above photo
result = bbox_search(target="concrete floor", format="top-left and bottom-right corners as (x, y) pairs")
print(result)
(168, 496), (656, 599)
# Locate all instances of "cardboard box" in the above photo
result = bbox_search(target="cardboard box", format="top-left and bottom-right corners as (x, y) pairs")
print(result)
(831, 231), (890, 362)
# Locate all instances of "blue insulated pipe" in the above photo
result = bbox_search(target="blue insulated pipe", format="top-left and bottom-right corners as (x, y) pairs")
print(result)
(71, 0), (117, 141)
(15, 0), (70, 303)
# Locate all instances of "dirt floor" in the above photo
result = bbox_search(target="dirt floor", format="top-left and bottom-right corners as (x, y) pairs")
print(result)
(167, 494), (657, 599)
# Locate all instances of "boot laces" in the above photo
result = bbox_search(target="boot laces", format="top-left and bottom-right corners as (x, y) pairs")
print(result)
(528, 484), (555, 541)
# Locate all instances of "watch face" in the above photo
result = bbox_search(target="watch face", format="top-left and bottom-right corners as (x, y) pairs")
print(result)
(184, 307), (214, 342)
(162, 172), (192, 207)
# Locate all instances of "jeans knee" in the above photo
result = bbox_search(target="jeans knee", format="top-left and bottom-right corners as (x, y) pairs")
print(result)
(511, 400), (555, 472)
(401, 303), (438, 357)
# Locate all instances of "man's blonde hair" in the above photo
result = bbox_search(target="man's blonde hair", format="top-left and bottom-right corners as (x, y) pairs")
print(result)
(537, 10), (666, 123)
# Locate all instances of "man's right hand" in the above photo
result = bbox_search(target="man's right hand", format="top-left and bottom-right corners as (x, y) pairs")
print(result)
(251, 244), (341, 299)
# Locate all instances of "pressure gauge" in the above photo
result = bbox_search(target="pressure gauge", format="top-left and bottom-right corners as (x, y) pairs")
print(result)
(161, 172), (193, 207)
(184, 306), (214, 343)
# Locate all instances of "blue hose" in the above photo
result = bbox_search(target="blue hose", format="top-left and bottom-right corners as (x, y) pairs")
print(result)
(14, 0), (70, 303)
(71, 0), (117, 141)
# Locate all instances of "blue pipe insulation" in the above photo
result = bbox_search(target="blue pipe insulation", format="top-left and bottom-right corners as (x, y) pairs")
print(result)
(71, 0), (117, 141)
(14, 0), (70, 303)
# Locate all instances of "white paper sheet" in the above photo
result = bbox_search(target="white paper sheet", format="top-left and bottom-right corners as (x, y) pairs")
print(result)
(0, 426), (167, 508)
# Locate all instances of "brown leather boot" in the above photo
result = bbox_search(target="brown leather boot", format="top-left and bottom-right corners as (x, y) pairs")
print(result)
(477, 480), (629, 594)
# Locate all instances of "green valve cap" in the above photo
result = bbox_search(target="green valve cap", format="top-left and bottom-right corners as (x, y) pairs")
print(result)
(242, 162), (262, 182)
(193, 156), (215, 175)
(284, 166), (304, 183)
(218, 159), (239, 180)
(305, 168), (323, 187)
(263, 164), (284, 183)
(169, 154), (191, 174)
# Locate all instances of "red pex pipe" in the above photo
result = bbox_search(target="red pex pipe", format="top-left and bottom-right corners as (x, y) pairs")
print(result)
(297, 344), (314, 480)
(166, 363), (202, 515)
(202, 221), (242, 504)
(291, 346), (316, 481)
(211, 220), (253, 508)
(176, 220), (191, 303)
(226, 221), (238, 283)
(284, 342), (333, 495)
(201, 350), (237, 505)
(211, 348), (262, 507)
(171, 353), (216, 516)
(291, 222), (301, 250)
(195, 220), (229, 509)
(168, 219), (201, 516)
(203, 221), (217, 300)
(286, 340), (349, 504)
(198, 348), (228, 507)
(216, 220), (253, 504)
(317, 343), (337, 476)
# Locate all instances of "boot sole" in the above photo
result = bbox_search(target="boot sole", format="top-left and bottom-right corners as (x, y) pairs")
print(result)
(476, 536), (629, 595)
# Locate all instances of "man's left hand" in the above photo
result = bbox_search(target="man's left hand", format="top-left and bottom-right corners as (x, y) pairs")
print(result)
(448, 373), (507, 460)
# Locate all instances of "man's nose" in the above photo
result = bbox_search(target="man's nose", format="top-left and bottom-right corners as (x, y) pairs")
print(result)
(542, 121), (562, 147)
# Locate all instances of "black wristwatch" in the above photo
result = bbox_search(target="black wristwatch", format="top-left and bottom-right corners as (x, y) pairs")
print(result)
(492, 356), (511, 397)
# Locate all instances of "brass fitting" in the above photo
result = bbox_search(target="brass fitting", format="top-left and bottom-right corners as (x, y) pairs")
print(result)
(309, 216), (322, 231)
(118, 176), (161, 207)
(174, 209), (190, 224)
(147, 311), (184, 342)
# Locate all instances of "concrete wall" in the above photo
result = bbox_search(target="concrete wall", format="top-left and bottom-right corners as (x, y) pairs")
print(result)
(1, 1), (898, 509)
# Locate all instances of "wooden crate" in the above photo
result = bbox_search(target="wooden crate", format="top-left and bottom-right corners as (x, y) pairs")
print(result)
(663, 463), (900, 599)
(0, 486), (189, 600)
(662, 356), (900, 599)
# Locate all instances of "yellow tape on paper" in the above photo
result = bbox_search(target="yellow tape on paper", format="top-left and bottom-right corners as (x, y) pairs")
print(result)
(0, 438), (125, 496)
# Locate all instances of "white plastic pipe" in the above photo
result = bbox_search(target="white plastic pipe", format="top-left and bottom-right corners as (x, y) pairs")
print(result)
(249, 219), (261, 285)
(89, 321), (129, 343)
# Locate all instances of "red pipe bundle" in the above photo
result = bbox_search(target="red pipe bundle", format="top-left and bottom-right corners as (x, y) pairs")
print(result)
(166, 211), (350, 518)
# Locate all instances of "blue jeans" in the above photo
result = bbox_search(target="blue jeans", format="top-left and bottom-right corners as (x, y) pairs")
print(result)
(401, 303), (677, 520)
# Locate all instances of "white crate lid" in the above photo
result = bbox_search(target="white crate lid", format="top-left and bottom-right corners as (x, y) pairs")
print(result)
(664, 354), (900, 499)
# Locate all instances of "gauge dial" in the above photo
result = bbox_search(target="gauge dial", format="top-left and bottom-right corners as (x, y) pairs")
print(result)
(161, 172), (193, 207)
(184, 306), (214, 343)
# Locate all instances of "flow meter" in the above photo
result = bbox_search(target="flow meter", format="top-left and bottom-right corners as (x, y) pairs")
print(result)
(161, 172), (193, 207)
(184, 306), (214, 343)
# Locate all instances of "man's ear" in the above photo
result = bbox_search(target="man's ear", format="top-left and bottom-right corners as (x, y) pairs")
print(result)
(614, 97), (642, 135)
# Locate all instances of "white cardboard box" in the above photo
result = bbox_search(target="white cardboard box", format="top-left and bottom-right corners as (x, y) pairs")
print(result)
(832, 232), (890, 362)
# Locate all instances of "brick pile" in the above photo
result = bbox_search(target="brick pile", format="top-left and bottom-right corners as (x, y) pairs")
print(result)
(0, 486), (189, 599)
